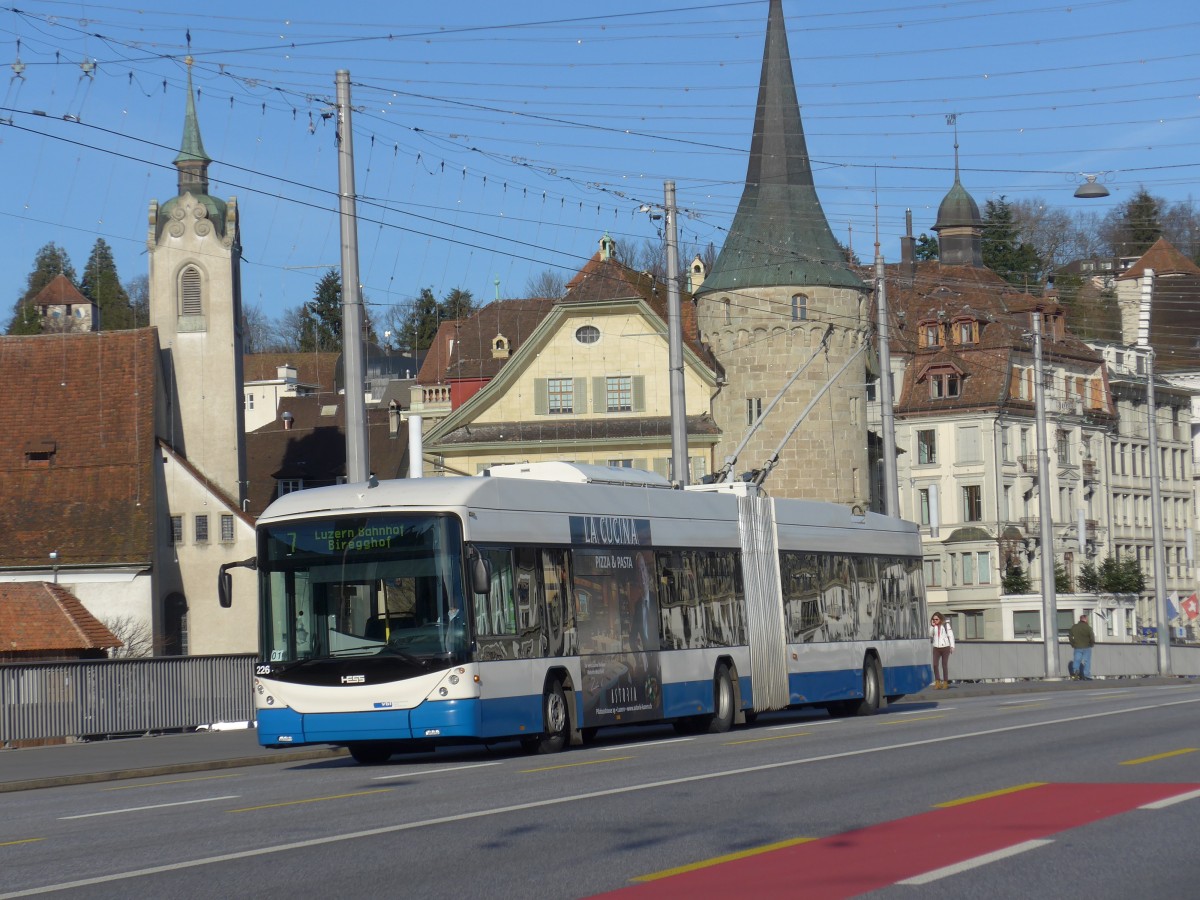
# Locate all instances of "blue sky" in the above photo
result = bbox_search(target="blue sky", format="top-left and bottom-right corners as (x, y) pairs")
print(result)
(2, 1), (1198, 331)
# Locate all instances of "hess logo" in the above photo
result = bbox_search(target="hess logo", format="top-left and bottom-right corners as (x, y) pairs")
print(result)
(341, 674), (366, 684)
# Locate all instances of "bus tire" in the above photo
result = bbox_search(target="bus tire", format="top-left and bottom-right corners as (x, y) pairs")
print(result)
(348, 743), (393, 765)
(534, 679), (570, 754)
(707, 664), (736, 734)
(854, 659), (882, 717)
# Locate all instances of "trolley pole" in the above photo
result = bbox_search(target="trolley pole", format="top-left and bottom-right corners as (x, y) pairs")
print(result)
(336, 70), (369, 484)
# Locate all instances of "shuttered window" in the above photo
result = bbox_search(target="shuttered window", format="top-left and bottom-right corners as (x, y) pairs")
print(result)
(180, 266), (203, 316)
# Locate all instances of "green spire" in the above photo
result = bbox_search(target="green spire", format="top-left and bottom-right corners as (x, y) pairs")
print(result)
(171, 57), (213, 200)
(174, 58), (210, 166)
(701, 0), (861, 293)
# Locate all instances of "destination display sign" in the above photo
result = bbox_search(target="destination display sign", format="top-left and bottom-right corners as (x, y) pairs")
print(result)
(569, 515), (651, 547)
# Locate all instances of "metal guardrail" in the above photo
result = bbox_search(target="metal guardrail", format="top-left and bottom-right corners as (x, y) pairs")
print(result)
(1, 655), (255, 744)
(950, 641), (1200, 680)
(2, 646), (1196, 744)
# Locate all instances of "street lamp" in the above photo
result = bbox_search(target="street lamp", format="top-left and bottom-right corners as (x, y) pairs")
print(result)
(1074, 174), (1110, 199)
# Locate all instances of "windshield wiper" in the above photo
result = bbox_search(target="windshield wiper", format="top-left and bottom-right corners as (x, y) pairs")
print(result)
(328, 644), (385, 656)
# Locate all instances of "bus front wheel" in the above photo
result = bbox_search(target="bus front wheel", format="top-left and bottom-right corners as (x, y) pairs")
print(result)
(533, 680), (570, 754)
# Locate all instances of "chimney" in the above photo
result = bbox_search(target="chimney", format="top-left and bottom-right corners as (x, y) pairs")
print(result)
(388, 400), (400, 437)
(277, 364), (298, 382)
(899, 209), (917, 285)
(902, 207), (916, 285)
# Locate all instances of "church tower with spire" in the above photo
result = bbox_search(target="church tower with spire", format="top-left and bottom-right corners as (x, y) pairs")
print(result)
(695, 0), (869, 505)
(148, 59), (246, 505)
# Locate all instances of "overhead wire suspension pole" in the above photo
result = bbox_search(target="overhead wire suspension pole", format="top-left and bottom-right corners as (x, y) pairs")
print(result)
(665, 180), (688, 486)
(1139, 269), (1171, 674)
(336, 69), (369, 484)
(1032, 311), (1059, 678)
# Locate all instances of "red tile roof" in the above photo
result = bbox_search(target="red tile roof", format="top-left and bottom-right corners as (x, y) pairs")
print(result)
(0, 329), (159, 567)
(1117, 238), (1200, 280)
(243, 352), (339, 394)
(33, 273), (91, 307)
(0, 582), (122, 652)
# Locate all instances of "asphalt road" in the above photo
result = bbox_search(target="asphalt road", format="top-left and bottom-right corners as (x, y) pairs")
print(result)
(1, 680), (1198, 899)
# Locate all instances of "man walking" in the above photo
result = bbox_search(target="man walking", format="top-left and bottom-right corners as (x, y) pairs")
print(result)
(1068, 613), (1096, 680)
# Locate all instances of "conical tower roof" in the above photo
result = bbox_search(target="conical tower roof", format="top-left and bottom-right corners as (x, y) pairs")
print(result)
(173, 60), (210, 167)
(701, 0), (862, 293)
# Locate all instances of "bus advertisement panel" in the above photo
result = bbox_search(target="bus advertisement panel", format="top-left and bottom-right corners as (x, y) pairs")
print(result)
(574, 547), (662, 727)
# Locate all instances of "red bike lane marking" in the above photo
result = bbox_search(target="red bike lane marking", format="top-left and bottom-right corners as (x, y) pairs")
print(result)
(598, 782), (1200, 900)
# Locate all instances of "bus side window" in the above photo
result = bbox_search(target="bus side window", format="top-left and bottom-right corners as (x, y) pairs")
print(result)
(475, 547), (519, 660)
(541, 549), (575, 657)
(515, 547), (542, 659)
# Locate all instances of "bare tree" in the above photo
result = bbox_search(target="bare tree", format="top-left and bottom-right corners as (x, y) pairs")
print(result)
(241, 303), (273, 354)
(123, 274), (150, 327)
(103, 615), (154, 658)
(524, 268), (567, 299)
(269, 305), (306, 353)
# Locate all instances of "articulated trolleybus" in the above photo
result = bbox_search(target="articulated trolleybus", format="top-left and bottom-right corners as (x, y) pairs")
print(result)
(221, 462), (929, 764)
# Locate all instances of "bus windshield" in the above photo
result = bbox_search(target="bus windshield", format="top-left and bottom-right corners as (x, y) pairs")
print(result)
(258, 514), (468, 665)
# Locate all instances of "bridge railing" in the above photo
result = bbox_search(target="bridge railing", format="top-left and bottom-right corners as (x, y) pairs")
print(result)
(1, 655), (255, 744)
(2, 646), (1197, 743)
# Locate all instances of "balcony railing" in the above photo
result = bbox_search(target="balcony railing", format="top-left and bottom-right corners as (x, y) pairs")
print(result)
(1081, 458), (1098, 482)
(1018, 454), (1039, 475)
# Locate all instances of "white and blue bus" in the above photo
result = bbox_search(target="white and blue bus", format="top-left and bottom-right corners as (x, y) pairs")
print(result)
(221, 462), (929, 764)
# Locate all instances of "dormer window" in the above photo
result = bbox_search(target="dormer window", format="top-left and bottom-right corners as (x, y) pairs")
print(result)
(953, 319), (979, 345)
(925, 365), (962, 400)
(491, 333), (510, 359)
(24, 440), (56, 467)
(920, 322), (943, 348)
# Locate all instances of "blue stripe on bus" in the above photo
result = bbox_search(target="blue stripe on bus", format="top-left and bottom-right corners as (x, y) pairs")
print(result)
(258, 663), (932, 747)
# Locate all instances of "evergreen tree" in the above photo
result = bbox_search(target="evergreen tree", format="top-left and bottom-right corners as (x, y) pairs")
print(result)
(299, 269), (343, 352)
(440, 287), (475, 322)
(982, 196), (1042, 288)
(81, 238), (134, 330)
(914, 233), (939, 261)
(401, 286), (474, 354)
(7, 243), (76, 334)
(1102, 187), (1163, 257)
(1001, 562), (1031, 595)
(403, 288), (442, 354)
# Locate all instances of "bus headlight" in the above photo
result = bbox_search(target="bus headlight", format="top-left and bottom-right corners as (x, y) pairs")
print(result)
(438, 687), (449, 697)
(449, 674), (460, 685)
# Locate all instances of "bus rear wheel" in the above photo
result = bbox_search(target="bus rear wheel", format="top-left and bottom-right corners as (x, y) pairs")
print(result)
(530, 679), (570, 754)
(348, 743), (394, 765)
(706, 664), (736, 733)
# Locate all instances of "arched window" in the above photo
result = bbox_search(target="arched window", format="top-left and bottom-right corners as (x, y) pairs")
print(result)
(791, 293), (808, 321)
(180, 266), (203, 317)
(723, 298), (732, 326)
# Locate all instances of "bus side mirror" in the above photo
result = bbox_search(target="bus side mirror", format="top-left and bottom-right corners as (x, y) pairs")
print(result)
(217, 557), (257, 608)
(470, 553), (491, 595)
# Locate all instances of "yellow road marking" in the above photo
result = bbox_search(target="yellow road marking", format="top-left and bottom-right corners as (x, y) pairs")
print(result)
(936, 782), (1046, 808)
(1120, 748), (1198, 766)
(520, 756), (634, 773)
(632, 837), (817, 882)
(0, 838), (45, 847)
(879, 714), (946, 725)
(228, 789), (392, 812)
(104, 773), (240, 791)
(724, 732), (812, 745)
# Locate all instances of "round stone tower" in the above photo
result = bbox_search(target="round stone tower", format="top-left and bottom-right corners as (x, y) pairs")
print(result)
(695, 0), (869, 506)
